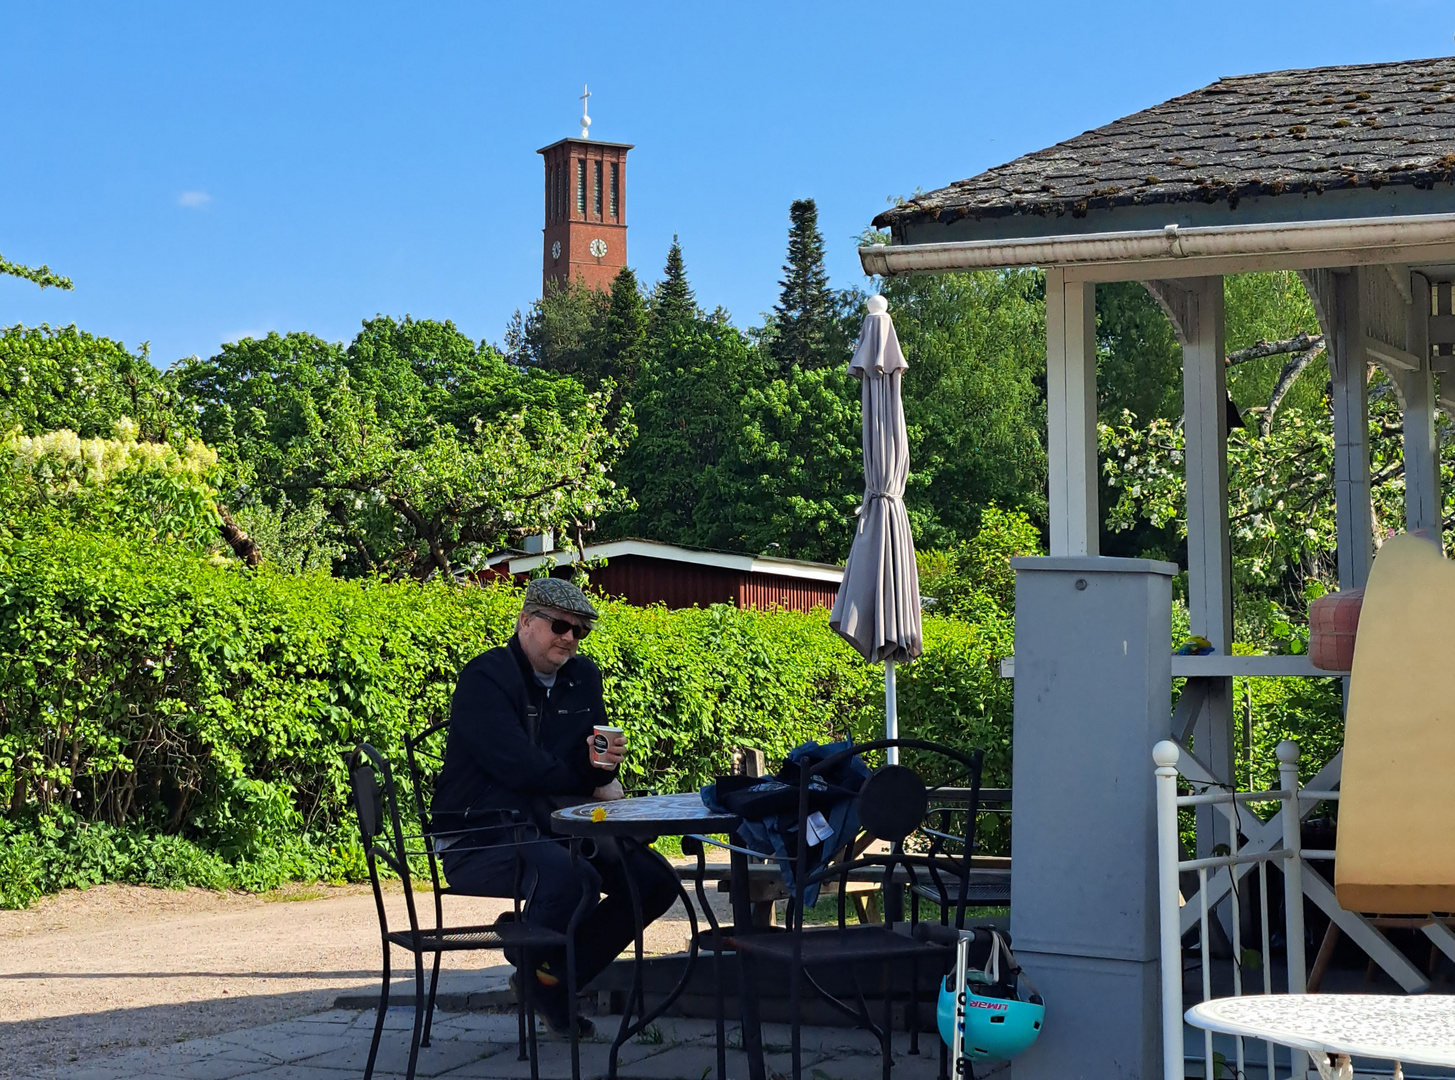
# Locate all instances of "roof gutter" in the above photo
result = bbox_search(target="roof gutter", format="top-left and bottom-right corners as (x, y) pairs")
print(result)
(859, 211), (1455, 277)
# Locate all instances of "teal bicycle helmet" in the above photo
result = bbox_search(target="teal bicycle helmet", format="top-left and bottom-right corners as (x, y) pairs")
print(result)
(935, 929), (1045, 1061)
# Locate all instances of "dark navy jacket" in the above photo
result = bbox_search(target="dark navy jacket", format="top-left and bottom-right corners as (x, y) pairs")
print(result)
(432, 635), (617, 843)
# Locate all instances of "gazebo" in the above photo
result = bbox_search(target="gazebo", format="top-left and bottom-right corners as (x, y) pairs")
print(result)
(864, 57), (1455, 1079)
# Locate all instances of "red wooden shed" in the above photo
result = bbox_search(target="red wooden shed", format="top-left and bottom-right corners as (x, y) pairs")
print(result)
(498, 538), (842, 613)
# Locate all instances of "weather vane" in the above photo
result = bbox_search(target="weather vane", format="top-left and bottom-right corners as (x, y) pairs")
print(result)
(579, 84), (591, 139)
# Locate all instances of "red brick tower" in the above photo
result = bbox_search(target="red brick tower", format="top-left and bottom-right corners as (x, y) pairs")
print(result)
(539, 86), (631, 294)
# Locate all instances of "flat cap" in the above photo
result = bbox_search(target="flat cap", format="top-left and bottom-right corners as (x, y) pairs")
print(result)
(523, 577), (599, 621)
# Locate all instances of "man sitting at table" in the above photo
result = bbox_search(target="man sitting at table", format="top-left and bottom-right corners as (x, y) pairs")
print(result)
(432, 577), (679, 1037)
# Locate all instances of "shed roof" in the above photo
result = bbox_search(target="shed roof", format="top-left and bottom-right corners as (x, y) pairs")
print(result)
(876, 57), (1455, 237)
(506, 538), (844, 583)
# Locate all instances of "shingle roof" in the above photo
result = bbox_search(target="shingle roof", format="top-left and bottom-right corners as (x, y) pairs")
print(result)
(875, 57), (1455, 233)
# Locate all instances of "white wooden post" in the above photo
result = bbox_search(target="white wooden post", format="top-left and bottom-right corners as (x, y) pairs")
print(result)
(1178, 277), (1236, 866)
(1181, 277), (1233, 653)
(1045, 268), (1098, 557)
(1330, 269), (1374, 590)
(1153, 740), (1184, 1080)
(1276, 741), (1307, 995)
(1401, 272), (1443, 550)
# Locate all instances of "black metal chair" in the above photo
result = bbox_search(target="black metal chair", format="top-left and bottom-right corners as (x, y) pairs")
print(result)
(346, 739), (592, 1080)
(909, 786), (1012, 918)
(721, 738), (988, 1080)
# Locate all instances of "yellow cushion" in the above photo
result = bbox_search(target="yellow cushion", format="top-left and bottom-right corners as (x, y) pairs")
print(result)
(1335, 534), (1455, 913)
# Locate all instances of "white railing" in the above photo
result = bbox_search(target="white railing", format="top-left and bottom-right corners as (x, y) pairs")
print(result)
(1156, 739), (1308, 1080)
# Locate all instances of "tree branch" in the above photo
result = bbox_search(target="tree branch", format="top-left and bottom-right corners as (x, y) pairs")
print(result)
(1227, 332), (1325, 367)
(0, 254), (73, 291)
(388, 497), (453, 581)
(216, 504), (262, 566)
(1260, 344), (1327, 436)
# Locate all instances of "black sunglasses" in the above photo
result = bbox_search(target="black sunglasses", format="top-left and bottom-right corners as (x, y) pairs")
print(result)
(529, 610), (591, 639)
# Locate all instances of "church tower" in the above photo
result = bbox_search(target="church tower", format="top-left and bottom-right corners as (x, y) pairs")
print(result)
(539, 86), (631, 294)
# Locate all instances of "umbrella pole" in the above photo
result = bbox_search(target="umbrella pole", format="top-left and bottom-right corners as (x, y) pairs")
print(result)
(885, 659), (898, 765)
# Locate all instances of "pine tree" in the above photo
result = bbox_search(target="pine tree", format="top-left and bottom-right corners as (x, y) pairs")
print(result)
(648, 235), (698, 337)
(601, 267), (647, 389)
(771, 199), (835, 372)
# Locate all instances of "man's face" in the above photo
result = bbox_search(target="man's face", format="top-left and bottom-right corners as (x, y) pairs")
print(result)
(517, 605), (589, 673)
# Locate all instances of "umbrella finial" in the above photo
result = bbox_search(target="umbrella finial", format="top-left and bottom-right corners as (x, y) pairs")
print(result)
(866, 294), (888, 315)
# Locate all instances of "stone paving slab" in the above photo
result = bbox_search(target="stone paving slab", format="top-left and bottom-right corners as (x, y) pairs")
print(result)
(46, 1005), (949, 1080)
(333, 966), (515, 1013)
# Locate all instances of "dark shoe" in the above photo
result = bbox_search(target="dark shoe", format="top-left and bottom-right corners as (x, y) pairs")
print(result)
(509, 973), (595, 1040)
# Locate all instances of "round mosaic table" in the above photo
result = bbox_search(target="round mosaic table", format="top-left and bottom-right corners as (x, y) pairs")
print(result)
(551, 794), (746, 1080)
(551, 792), (739, 839)
(1186, 995), (1455, 1078)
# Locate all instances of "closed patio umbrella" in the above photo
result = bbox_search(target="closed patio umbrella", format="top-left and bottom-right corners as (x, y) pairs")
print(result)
(829, 294), (922, 765)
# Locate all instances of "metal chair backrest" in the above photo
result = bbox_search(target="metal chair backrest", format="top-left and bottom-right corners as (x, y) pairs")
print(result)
(400, 720), (546, 927)
(404, 720), (451, 931)
(348, 742), (426, 946)
(789, 737), (986, 933)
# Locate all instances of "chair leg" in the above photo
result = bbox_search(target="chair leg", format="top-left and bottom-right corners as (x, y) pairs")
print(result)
(364, 947), (391, 1080)
(1308, 922), (1341, 993)
(880, 964), (894, 1080)
(566, 938), (581, 1080)
(515, 951), (529, 1061)
(406, 950), (427, 1080)
(789, 957), (802, 1080)
(423, 949), (443, 1047)
(908, 958), (920, 1055)
(713, 940), (726, 1080)
(524, 950), (541, 1080)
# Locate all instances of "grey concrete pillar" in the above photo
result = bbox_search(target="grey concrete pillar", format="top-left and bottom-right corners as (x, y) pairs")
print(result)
(1008, 556), (1175, 1080)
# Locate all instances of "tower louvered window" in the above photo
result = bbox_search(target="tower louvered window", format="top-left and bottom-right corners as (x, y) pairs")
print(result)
(594, 161), (603, 217)
(610, 163), (619, 218)
(577, 160), (586, 214)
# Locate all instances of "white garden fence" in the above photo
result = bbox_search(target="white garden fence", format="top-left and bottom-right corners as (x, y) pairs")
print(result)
(1155, 739), (1319, 1080)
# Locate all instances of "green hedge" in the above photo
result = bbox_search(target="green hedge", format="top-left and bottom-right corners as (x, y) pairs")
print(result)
(0, 531), (1012, 907)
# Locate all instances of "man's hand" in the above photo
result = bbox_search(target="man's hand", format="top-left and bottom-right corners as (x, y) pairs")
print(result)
(587, 729), (627, 767)
(593, 779), (624, 801)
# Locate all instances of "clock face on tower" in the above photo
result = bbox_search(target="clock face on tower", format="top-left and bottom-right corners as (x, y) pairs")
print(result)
(589, 238), (607, 258)
(551, 240), (561, 261)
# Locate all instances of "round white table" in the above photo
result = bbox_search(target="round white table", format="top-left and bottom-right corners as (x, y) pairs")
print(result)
(1187, 995), (1455, 1080)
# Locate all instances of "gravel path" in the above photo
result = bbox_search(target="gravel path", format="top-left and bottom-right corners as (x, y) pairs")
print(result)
(0, 875), (725, 1079)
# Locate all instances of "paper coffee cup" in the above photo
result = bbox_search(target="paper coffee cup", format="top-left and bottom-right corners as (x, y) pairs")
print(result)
(591, 726), (624, 766)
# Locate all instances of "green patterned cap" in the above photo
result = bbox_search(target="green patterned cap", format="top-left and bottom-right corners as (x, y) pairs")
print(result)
(523, 577), (599, 621)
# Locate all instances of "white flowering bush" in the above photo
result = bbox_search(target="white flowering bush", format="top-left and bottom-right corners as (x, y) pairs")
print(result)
(2, 419), (222, 549)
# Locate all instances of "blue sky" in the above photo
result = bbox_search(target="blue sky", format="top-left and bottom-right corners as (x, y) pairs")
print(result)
(1, 1), (1449, 367)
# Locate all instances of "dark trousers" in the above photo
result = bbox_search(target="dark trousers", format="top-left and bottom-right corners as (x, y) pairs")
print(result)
(442, 834), (679, 988)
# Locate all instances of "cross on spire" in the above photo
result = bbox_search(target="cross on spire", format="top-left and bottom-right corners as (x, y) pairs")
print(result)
(579, 84), (592, 139)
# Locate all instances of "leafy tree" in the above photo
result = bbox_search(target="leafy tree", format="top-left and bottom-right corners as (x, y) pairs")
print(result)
(607, 319), (762, 545)
(608, 324), (863, 560)
(876, 269), (1048, 548)
(1097, 282), (1183, 423)
(176, 324), (631, 579)
(601, 267), (648, 389)
(918, 507), (1043, 622)
(771, 199), (837, 372)
(0, 324), (188, 442)
(648, 236), (699, 338)
(721, 363), (862, 559)
(505, 278), (610, 381)
(1099, 368), (1439, 644)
